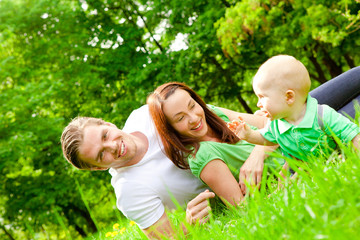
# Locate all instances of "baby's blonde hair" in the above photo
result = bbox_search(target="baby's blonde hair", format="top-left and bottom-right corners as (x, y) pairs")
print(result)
(254, 55), (311, 100)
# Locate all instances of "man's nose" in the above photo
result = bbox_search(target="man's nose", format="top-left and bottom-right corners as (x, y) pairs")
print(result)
(104, 141), (117, 153)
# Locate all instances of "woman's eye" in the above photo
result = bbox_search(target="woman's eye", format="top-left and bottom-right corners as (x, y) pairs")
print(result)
(177, 116), (184, 122)
(191, 103), (195, 109)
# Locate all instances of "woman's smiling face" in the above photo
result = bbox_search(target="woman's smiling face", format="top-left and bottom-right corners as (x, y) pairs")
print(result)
(162, 89), (208, 140)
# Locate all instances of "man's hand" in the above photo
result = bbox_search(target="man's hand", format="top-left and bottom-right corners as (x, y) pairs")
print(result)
(144, 190), (214, 240)
(186, 190), (215, 225)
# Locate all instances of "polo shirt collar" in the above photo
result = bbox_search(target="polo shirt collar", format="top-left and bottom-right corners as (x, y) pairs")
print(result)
(277, 95), (317, 134)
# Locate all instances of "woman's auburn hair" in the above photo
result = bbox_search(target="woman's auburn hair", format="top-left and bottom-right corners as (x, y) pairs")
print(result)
(147, 82), (239, 169)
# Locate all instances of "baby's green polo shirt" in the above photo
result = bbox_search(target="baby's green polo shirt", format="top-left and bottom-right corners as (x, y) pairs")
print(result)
(187, 105), (284, 182)
(260, 95), (360, 161)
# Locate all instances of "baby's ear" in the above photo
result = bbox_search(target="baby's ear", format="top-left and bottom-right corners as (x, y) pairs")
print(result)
(285, 90), (295, 104)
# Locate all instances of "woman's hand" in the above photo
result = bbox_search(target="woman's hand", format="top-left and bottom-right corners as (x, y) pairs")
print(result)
(239, 145), (278, 194)
(239, 145), (265, 194)
(186, 190), (215, 224)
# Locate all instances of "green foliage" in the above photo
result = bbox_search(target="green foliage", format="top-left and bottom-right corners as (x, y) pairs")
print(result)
(1, 0), (359, 239)
(216, 0), (360, 83)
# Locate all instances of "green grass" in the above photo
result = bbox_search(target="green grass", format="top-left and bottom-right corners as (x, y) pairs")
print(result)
(89, 144), (360, 240)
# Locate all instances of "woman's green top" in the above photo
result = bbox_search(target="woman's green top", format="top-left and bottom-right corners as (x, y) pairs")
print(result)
(187, 105), (284, 183)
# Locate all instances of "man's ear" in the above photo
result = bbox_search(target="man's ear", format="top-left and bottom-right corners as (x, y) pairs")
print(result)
(105, 122), (117, 128)
(90, 166), (109, 171)
(285, 90), (295, 105)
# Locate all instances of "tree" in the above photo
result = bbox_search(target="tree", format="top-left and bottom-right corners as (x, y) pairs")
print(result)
(0, 0), (118, 238)
(215, 0), (360, 84)
(1, 0), (359, 238)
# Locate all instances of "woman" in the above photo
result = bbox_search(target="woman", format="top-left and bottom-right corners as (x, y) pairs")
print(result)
(147, 82), (284, 206)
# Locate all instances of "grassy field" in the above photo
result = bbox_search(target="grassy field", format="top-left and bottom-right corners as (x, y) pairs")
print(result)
(86, 143), (360, 240)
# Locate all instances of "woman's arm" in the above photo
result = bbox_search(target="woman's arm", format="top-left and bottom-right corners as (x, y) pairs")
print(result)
(200, 159), (243, 206)
(217, 107), (278, 194)
(217, 107), (268, 129)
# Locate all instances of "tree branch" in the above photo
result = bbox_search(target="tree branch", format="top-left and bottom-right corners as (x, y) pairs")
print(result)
(210, 57), (253, 113)
(127, 0), (164, 53)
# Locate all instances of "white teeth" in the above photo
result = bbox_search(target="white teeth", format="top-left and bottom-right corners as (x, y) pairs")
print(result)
(194, 122), (201, 129)
(120, 142), (125, 156)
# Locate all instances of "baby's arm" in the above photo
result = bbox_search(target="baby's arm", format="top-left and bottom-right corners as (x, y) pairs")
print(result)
(234, 121), (276, 146)
(218, 107), (268, 129)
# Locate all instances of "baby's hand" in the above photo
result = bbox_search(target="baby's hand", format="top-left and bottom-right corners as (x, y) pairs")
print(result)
(227, 116), (243, 132)
(254, 110), (269, 118)
(227, 116), (249, 139)
(233, 120), (251, 140)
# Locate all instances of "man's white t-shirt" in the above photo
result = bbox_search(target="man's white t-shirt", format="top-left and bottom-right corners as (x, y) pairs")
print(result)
(109, 105), (207, 229)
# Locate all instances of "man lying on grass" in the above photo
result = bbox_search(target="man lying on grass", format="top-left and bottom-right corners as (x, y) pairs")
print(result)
(61, 110), (215, 239)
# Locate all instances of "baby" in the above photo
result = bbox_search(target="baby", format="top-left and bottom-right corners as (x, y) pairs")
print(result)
(234, 55), (360, 161)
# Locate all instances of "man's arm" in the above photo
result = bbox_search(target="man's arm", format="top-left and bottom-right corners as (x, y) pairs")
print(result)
(142, 212), (175, 239)
(143, 190), (215, 239)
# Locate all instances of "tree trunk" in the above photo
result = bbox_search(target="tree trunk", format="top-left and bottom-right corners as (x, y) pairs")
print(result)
(1, 225), (15, 240)
(209, 57), (253, 113)
(308, 55), (327, 84)
(70, 204), (97, 233)
(344, 53), (355, 69)
(237, 95), (253, 114)
(58, 202), (97, 237)
(321, 47), (342, 78)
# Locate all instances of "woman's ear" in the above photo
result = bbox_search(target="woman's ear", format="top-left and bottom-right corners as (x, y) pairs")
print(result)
(285, 90), (295, 105)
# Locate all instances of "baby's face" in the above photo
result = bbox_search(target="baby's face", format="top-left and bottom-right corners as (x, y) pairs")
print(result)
(253, 78), (289, 120)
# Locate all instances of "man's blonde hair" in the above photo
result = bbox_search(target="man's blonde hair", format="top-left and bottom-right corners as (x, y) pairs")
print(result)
(61, 117), (105, 170)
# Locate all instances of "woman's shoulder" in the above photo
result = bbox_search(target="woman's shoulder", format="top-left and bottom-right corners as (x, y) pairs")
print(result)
(206, 104), (230, 122)
(188, 141), (224, 180)
(194, 141), (234, 159)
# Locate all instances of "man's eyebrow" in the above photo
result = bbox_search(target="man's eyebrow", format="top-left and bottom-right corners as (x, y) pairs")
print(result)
(96, 128), (105, 162)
